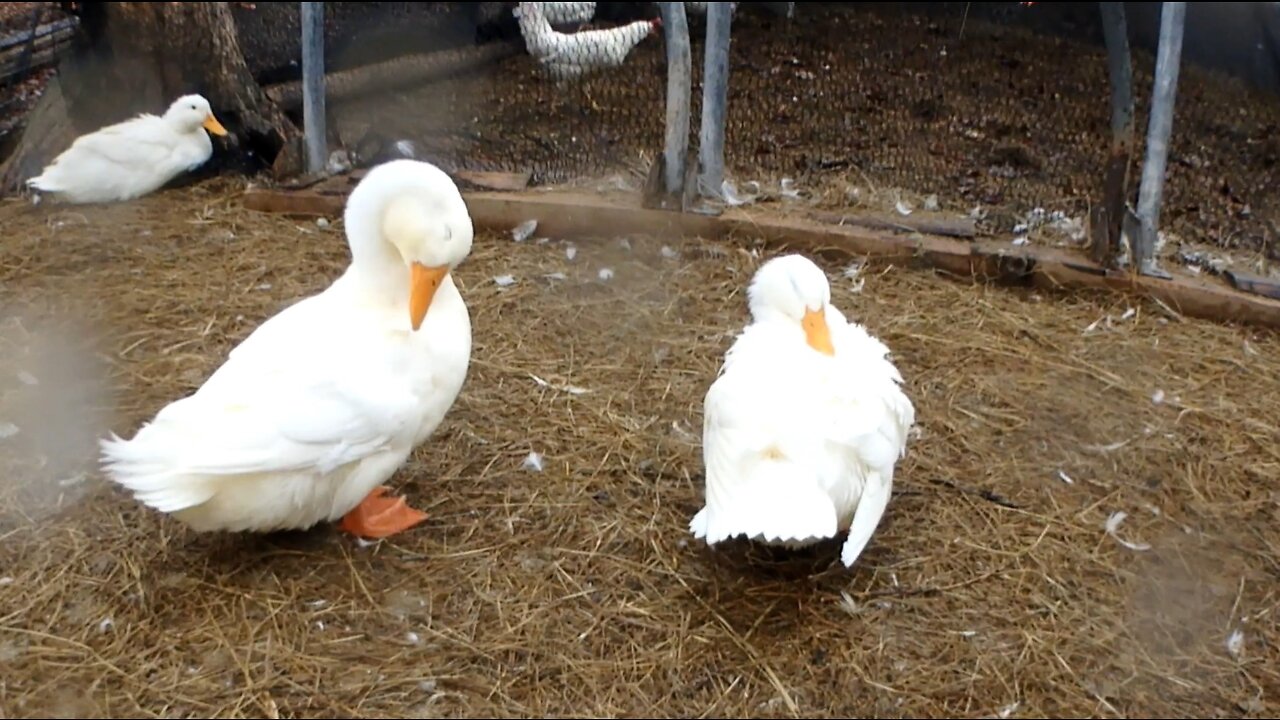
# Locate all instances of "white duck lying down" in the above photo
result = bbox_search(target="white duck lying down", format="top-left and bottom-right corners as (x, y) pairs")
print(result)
(26, 93), (229, 205)
(689, 254), (916, 568)
(99, 159), (475, 539)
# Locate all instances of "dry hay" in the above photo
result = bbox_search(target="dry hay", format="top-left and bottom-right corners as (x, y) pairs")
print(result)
(0, 179), (1278, 719)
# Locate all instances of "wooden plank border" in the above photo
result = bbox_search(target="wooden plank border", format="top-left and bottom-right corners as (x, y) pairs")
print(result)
(241, 186), (1280, 331)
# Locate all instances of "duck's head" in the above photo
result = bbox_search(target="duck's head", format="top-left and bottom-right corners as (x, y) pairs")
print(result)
(166, 94), (228, 137)
(746, 253), (835, 356)
(344, 159), (474, 331)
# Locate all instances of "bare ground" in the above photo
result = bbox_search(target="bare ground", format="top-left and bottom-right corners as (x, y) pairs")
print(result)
(0, 179), (1277, 718)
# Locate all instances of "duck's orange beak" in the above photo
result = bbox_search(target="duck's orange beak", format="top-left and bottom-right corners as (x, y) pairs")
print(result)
(203, 113), (229, 137)
(801, 306), (835, 356)
(409, 262), (450, 331)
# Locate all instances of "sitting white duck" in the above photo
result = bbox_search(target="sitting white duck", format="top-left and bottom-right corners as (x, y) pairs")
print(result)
(99, 159), (474, 539)
(689, 254), (916, 568)
(26, 93), (229, 205)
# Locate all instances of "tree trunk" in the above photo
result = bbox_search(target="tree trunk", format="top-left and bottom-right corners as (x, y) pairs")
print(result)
(0, 1), (302, 196)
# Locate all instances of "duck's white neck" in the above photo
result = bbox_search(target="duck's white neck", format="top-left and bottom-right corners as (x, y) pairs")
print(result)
(337, 227), (464, 330)
(749, 306), (795, 328)
(334, 162), (474, 327)
(340, 223), (414, 308)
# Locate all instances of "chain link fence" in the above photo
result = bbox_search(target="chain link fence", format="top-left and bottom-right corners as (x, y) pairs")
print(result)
(701, 2), (1276, 265)
(1, 0), (1278, 260)
(284, 2), (1277, 265)
(271, 2), (672, 189)
(0, 0), (1275, 265)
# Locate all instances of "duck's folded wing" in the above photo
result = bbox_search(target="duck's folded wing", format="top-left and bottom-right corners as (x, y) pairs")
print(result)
(104, 355), (418, 485)
(826, 316), (916, 462)
(56, 117), (188, 169)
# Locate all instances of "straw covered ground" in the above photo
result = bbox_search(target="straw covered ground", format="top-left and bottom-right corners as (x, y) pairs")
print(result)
(0, 178), (1278, 718)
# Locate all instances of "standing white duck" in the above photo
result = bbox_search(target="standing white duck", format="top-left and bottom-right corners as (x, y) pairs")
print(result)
(99, 159), (474, 539)
(689, 254), (916, 568)
(26, 93), (229, 205)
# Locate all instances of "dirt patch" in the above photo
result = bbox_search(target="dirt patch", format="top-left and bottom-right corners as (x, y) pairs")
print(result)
(0, 180), (1277, 717)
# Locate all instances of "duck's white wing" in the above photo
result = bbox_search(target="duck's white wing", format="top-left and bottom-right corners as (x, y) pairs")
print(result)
(826, 308), (915, 460)
(100, 302), (421, 514)
(824, 308), (917, 567)
(156, 360), (416, 476)
(50, 115), (190, 171)
(691, 329), (841, 545)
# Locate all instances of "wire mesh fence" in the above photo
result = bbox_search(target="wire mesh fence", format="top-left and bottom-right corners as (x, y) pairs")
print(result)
(288, 2), (1277, 268)
(287, 1), (671, 189)
(706, 2), (1278, 264)
(4, 2), (1268, 266)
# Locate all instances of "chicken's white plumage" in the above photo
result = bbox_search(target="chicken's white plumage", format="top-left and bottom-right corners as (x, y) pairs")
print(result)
(536, 1), (597, 26)
(690, 254), (915, 568)
(515, 2), (661, 81)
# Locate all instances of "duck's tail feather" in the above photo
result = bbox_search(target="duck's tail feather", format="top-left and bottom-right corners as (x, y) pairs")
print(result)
(840, 469), (892, 567)
(99, 431), (215, 514)
(698, 458), (839, 546)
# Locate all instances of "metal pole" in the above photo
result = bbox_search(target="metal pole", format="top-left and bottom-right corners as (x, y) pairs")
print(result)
(1134, 1), (1186, 278)
(659, 2), (692, 196)
(301, 2), (327, 175)
(698, 3), (732, 200)
(1093, 1), (1134, 268)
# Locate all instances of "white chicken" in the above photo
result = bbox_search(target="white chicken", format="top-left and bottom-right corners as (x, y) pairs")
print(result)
(689, 254), (916, 569)
(515, 1), (662, 82)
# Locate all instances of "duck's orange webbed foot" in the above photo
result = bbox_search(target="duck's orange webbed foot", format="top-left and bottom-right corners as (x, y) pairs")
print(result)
(338, 486), (429, 539)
